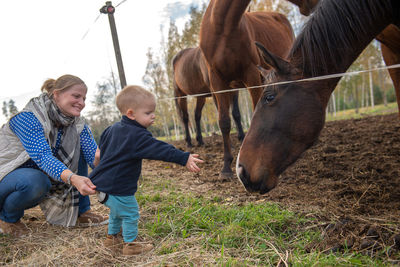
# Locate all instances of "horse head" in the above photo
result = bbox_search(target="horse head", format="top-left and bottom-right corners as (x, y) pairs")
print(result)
(236, 0), (399, 194)
(236, 42), (326, 194)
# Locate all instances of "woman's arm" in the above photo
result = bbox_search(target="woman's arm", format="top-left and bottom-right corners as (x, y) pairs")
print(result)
(10, 112), (96, 195)
(9, 112), (67, 180)
(79, 125), (98, 169)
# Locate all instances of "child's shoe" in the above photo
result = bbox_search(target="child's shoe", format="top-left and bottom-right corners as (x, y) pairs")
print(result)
(104, 234), (123, 252)
(122, 241), (154, 255)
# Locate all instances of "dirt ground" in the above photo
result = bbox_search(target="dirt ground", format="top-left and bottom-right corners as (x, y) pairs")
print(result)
(145, 113), (400, 259)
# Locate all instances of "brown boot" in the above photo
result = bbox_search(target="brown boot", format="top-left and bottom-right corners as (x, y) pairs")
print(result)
(0, 219), (30, 237)
(122, 241), (154, 256)
(77, 211), (109, 227)
(104, 234), (123, 252)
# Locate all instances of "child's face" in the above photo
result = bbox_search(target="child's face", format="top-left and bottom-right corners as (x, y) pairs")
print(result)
(130, 98), (156, 128)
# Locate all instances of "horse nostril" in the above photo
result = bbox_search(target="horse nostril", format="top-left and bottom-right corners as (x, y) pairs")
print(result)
(237, 164), (249, 186)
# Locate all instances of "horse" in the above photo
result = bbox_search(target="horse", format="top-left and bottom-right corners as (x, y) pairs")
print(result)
(199, 0), (295, 179)
(172, 47), (245, 147)
(236, 0), (400, 194)
(286, 0), (320, 16)
(378, 25), (400, 111)
(287, 0), (400, 115)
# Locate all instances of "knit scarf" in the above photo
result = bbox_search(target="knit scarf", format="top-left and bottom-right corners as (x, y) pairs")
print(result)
(23, 93), (82, 227)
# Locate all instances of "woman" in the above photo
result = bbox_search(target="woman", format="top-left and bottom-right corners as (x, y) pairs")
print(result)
(0, 74), (108, 237)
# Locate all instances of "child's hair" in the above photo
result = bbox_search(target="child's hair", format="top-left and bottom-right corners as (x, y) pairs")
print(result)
(116, 85), (155, 114)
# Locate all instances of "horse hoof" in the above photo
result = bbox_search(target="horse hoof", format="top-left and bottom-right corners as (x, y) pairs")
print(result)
(219, 172), (234, 181)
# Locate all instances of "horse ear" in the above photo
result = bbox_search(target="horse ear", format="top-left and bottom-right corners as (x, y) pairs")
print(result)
(257, 65), (269, 78)
(255, 42), (291, 75)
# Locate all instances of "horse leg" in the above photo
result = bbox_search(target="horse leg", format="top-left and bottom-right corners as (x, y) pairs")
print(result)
(210, 75), (234, 179)
(380, 43), (400, 117)
(175, 97), (193, 147)
(194, 96), (206, 146)
(232, 92), (245, 142)
(218, 96), (234, 179)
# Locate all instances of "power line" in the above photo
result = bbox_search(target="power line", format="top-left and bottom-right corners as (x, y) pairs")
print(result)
(81, 14), (102, 40)
(115, 0), (128, 8)
(81, 0), (128, 40)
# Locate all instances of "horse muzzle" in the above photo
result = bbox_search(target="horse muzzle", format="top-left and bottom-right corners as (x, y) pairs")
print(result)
(236, 163), (276, 194)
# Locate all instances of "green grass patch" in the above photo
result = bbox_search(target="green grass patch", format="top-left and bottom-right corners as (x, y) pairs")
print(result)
(135, 180), (391, 266)
(326, 102), (397, 121)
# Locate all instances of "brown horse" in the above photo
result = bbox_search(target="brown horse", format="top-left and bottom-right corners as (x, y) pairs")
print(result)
(199, 0), (295, 179)
(286, 0), (320, 16)
(236, 0), (400, 194)
(172, 47), (245, 147)
(288, 0), (400, 115)
(378, 25), (400, 112)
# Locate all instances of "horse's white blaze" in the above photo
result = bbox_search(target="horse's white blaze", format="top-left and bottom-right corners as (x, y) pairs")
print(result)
(236, 146), (246, 188)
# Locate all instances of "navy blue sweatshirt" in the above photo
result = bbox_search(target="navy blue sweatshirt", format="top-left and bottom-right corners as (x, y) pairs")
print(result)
(89, 115), (190, 196)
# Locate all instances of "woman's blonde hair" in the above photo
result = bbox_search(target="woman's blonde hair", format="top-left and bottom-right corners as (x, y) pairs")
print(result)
(116, 85), (155, 114)
(41, 74), (86, 96)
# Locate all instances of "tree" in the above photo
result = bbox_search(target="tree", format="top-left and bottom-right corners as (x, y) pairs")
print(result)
(2, 101), (8, 119)
(142, 5), (208, 139)
(86, 74), (120, 142)
(2, 99), (18, 120)
(143, 48), (172, 138)
(8, 100), (18, 116)
(180, 5), (206, 47)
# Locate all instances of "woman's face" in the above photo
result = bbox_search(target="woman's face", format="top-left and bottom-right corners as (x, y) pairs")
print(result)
(53, 83), (87, 117)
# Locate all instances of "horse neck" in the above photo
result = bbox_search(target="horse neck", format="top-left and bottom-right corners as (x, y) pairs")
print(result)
(206, 0), (251, 33)
(290, 0), (395, 105)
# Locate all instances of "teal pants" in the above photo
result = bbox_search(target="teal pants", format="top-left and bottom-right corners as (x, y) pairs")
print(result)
(104, 194), (139, 243)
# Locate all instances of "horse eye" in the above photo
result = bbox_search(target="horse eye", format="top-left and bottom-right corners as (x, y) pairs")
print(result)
(264, 93), (275, 103)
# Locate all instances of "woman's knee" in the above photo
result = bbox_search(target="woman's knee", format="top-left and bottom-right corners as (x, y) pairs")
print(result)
(15, 170), (51, 200)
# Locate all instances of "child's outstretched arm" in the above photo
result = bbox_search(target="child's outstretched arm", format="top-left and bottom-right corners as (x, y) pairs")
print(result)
(186, 154), (204, 172)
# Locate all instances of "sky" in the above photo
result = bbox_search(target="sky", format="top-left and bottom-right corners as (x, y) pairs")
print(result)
(0, 0), (205, 124)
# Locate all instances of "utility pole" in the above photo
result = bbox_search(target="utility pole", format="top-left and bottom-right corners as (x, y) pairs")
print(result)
(100, 1), (127, 89)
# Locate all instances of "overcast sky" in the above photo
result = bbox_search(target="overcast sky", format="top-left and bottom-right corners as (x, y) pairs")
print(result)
(0, 0), (205, 124)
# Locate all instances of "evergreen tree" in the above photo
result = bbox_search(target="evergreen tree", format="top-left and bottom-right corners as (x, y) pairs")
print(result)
(2, 101), (8, 119)
(8, 99), (18, 116)
(2, 99), (18, 119)
(180, 4), (206, 47)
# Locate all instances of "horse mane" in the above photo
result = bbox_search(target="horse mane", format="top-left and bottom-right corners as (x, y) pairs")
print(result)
(290, 0), (393, 77)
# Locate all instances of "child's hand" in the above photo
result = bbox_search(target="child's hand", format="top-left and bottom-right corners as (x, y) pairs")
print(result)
(186, 154), (204, 172)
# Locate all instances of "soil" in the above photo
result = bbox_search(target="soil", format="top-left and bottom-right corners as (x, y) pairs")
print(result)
(144, 113), (400, 259)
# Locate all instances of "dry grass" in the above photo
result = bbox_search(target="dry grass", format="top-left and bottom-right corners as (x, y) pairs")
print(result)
(1, 195), (223, 266)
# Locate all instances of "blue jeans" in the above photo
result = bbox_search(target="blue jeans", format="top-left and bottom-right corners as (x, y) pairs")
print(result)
(104, 194), (139, 243)
(0, 152), (90, 223)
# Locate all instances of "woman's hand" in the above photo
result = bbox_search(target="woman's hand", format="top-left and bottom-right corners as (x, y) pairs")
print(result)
(70, 174), (97, 196)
